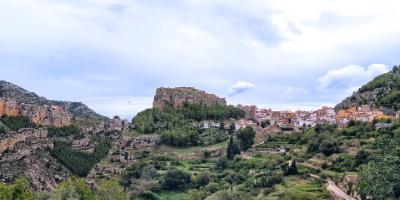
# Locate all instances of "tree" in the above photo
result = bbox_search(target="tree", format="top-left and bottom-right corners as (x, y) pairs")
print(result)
(226, 136), (240, 160)
(358, 155), (400, 199)
(357, 136), (400, 199)
(161, 169), (192, 191)
(261, 120), (270, 128)
(0, 178), (36, 200)
(196, 171), (211, 187)
(236, 126), (255, 151)
(220, 121), (225, 130)
(0, 126), (5, 135)
(51, 177), (95, 200)
(319, 138), (339, 156)
(228, 122), (236, 134)
(283, 159), (298, 176)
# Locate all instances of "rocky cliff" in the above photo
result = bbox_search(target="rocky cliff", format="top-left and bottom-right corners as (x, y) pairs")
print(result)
(153, 87), (226, 109)
(0, 81), (107, 127)
(0, 128), (71, 191)
(335, 65), (400, 112)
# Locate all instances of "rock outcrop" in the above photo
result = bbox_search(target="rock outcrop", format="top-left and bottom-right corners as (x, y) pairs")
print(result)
(335, 65), (400, 113)
(0, 128), (48, 154)
(130, 134), (161, 149)
(153, 87), (226, 109)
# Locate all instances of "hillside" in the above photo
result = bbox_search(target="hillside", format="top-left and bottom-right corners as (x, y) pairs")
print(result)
(335, 65), (400, 112)
(0, 80), (108, 127)
(0, 81), (125, 191)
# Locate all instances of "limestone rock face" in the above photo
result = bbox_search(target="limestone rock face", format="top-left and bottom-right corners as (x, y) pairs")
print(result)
(153, 87), (226, 109)
(0, 80), (107, 127)
(0, 99), (18, 116)
(0, 98), (72, 127)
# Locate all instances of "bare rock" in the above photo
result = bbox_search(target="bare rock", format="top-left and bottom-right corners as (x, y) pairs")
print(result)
(153, 87), (226, 109)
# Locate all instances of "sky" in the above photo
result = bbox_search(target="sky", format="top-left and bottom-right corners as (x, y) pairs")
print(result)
(1, 0), (400, 119)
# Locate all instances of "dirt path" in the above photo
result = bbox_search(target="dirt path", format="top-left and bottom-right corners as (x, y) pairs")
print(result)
(327, 179), (353, 200)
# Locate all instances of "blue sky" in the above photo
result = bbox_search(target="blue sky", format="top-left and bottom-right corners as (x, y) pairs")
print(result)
(1, 0), (399, 119)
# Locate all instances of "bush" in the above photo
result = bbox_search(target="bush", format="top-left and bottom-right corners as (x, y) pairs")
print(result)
(319, 139), (339, 156)
(161, 169), (192, 191)
(0, 126), (5, 134)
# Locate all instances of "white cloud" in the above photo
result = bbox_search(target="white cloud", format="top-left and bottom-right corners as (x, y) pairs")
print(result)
(317, 63), (389, 93)
(228, 81), (255, 96)
(1, 0), (400, 116)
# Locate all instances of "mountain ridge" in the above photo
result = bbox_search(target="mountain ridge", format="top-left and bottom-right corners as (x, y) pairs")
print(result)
(0, 80), (108, 127)
(335, 65), (400, 113)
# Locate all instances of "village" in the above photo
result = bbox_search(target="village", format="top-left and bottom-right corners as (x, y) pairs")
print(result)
(235, 104), (393, 130)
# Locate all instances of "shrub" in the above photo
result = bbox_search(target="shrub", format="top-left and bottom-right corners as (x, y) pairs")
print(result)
(319, 139), (339, 156)
(161, 169), (192, 191)
(0, 126), (5, 134)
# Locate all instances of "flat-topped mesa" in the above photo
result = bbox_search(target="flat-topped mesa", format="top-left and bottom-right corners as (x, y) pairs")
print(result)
(153, 87), (227, 109)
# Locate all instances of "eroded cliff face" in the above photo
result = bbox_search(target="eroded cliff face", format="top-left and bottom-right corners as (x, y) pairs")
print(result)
(0, 81), (123, 191)
(0, 98), (19, 116)
(153, 87), (226, 109)
(0, 128), (48, 154)
(0, 81), (110, 127)
(0, 97), (72, 127)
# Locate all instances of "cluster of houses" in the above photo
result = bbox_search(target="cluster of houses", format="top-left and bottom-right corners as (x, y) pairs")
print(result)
(236, 105), (391, 129)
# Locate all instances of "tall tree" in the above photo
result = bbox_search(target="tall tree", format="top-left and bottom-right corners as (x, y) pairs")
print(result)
(226, 136), (240, 160)
(236, 126), (256, 151)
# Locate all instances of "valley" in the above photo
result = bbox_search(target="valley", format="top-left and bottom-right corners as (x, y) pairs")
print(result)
(2, 66), (400, 199)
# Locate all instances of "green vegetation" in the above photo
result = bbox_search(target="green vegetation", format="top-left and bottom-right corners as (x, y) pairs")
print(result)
(179, 103), (244, 121)
(161, 169), (192, 191)
(50, 140), (110, 176)
(133, 104), (243, 134)
(226, 136), (240, 160)
(355, 65), (400, 109)
(357, 135), (400, 199)
(47, 125), (83, 138)
(0, 178), (36, 200)
(0, 126), (5, 134)
(0, 116), (36, 131)
(359, 72), (393, 92)
(161, 126), (199, 146)
(132, 104), (240, 147)
(236, 126), (256, 151)
(95, 179), (129, 200)
(50, 177), (95, 200)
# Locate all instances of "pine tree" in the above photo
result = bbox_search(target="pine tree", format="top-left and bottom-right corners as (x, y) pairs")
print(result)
(226, 136), (240, 160)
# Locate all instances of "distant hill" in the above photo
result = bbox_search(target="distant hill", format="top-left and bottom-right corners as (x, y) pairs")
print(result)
(0, 80), (108, 127)
(335, 65), (400, 112)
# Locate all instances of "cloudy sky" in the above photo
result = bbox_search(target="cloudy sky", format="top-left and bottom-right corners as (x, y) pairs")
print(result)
(1, 0), (399, 119)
